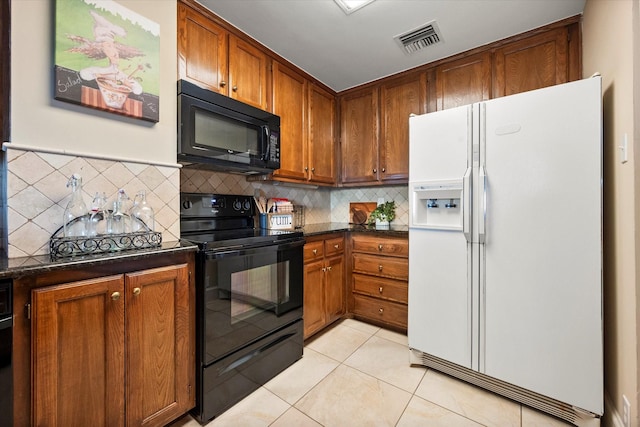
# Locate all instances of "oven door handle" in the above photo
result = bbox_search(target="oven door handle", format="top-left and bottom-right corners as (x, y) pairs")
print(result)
(203, 238), (305, 259)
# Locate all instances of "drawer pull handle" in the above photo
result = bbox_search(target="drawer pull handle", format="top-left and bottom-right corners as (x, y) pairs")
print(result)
(379, 286), (383, 294)
(378, 308), (384, 314)
(111, 292), (121, 301)
(313, 249), (317, 255)
(334, 244), (340, 249)
(378, 265), (383, 272)
(133, 287), (141, 296)
(378, 244), (383, 251)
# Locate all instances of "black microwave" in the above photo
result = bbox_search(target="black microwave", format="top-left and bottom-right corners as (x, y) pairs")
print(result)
(178, 80), (281, 175)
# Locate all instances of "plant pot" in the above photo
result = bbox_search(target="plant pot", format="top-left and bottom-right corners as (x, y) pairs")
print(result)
(375, 219), (390, 229)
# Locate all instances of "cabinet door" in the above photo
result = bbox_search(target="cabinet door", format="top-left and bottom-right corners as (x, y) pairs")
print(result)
(493, 27), (569, 97)
(340, 87), (379, 184)
(303, 259), (326, 338)
(228, 35), (269, 110)
(32, 275), (126, 427)
(272, 62), (308, 181)
(434, 52), (491, 111)
(308, 84), (337, 185)
(125, 264), (193, 427)
(177, 3), (228, 94)
(379, 74), (426, 182)
(325, 255), (345, 323)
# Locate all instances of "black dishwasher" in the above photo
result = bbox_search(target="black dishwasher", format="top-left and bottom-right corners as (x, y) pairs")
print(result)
(0, 280), (12, 427)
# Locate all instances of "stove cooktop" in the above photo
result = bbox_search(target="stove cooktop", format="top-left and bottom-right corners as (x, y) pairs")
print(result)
(181, 228), (304, 251)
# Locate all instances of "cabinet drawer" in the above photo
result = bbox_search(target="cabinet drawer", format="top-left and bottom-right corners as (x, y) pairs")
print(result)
(324, 237), (345, 257)
(353, 294), (407, 329)
(352, 253), (408, 280)
(304, 241), (324, 262)
(351, 234), (408, 257)
(352, 274), (407, 304)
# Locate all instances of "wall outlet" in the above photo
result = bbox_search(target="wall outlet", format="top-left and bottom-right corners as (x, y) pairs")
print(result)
(623, 395), (631, 427)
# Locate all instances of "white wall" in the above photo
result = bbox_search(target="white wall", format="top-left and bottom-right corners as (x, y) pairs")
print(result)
(582, 1), (639, 426)
(10, 0), (177, 166)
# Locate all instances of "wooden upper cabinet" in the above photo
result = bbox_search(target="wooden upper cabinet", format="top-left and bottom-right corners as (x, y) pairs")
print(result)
(308, 84), (336, 185)
(492, 27), (569, 98)
(340, 87), (379, 184)
(433, 52), (491, 111)
(228, 35), (269, 110)
(177, 3), (227, 94)
(272, 62), (308, 181)
(379, 73), (426, 182)
(178, 2), (269, 110)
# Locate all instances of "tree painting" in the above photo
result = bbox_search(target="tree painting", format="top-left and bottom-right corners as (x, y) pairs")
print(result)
(54, 0), (160, 122)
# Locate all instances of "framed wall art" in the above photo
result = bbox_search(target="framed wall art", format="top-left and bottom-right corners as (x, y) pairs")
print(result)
(54, 0), (160, 122)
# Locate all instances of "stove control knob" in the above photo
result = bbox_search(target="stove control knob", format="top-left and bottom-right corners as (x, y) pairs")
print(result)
(243, 200), (251, 211)
(182, 200), (193, 210)
(233, 199), (242, 211)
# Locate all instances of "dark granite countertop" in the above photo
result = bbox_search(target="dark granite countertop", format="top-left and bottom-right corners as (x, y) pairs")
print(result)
(0, 241), (198, 280)
(300, 222), (408, 237)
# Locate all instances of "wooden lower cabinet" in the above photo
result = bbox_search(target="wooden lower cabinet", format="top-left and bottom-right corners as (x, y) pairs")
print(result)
(303, 234), (345, 338)
(25, 256), (195, 427)
(350, 233), (409, 330)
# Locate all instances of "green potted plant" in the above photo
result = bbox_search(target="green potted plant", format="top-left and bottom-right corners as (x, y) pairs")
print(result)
(368, 201), (396, 228)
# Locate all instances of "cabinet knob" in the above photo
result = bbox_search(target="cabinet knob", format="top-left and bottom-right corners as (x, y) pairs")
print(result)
(322, 267), (326, 272)
(378, 308), (384, 314)
(373, 168), (377, 173)
(378, 265), (383, 272)
(312, 249), (317, 255)
(334, 244), (339, 249)
(382, 168), (386, 173)
(220, 81), (227, 88)
(378, 244), (383, 251)
(311, 167), (315, 172)
(379, 286), (383, 294)
(305, 167), (309, 171)
(133, 287), (141, 296)
(111, 292), (121, 301)
(232, 86), (238, 92)
(327, 266), (332, 272)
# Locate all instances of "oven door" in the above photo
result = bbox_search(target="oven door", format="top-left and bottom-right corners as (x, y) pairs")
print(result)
(199, 238), (303, 366)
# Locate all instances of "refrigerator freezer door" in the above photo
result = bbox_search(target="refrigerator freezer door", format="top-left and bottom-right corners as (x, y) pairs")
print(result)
(408, 106), (475, 369)
(480, 77), (603, 413)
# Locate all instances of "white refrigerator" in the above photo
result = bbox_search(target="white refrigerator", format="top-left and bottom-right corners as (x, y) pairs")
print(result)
(408, 77), (603, 426)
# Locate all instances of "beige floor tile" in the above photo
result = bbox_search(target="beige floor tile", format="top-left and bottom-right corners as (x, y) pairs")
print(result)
(396, 395), (485, 427)
(295, 364), (412, 427)
(344, 335), (426, 393)
(375, 327), (409, 346)
(305, 322), (372, 362)
(270, 407), (323, 427)
(203, 387), (289, 427)
(264, 347), (340, 404)
(339, 318), (381, 335)
(522, 406), (574, 426)
(415, 370), (521, 427)
(165, 414), (201, 427)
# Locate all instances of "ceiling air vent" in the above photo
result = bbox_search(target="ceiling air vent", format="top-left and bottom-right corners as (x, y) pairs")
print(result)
(394, 21), (443, 54)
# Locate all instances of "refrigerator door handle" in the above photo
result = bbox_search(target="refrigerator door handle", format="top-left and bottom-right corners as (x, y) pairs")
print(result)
(479, 165), (487, 243)
(463, 167), (472, 242)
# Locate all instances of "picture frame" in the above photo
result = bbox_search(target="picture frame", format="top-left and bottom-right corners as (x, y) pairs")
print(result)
(54, 0), (160, 122)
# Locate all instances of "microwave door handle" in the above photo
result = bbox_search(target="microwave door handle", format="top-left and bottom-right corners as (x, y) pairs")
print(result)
(262, 125), (270, 162)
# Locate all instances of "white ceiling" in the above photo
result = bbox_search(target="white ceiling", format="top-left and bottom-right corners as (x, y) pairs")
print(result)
(196, 0), (586, 92)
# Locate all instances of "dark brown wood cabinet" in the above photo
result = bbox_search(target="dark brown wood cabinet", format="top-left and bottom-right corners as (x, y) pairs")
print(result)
(14, 252), (196, 427)
(178, 2), (269, 110)
(303, 234), (345, 338)
(492, 26), (572, 98)
(340, 87), (379, 185)
(307, 83), (337, 185)
(350, 234), (408, 330)
(379, 73), (427, 182)
(432, 52), (491, 111)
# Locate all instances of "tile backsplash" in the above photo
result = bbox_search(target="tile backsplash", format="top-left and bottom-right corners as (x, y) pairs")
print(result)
(6, 155), (408, 258)
(6, 148), (180, 258)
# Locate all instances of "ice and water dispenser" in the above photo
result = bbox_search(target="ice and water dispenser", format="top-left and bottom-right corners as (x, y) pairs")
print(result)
(410, 180), (464, 230)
